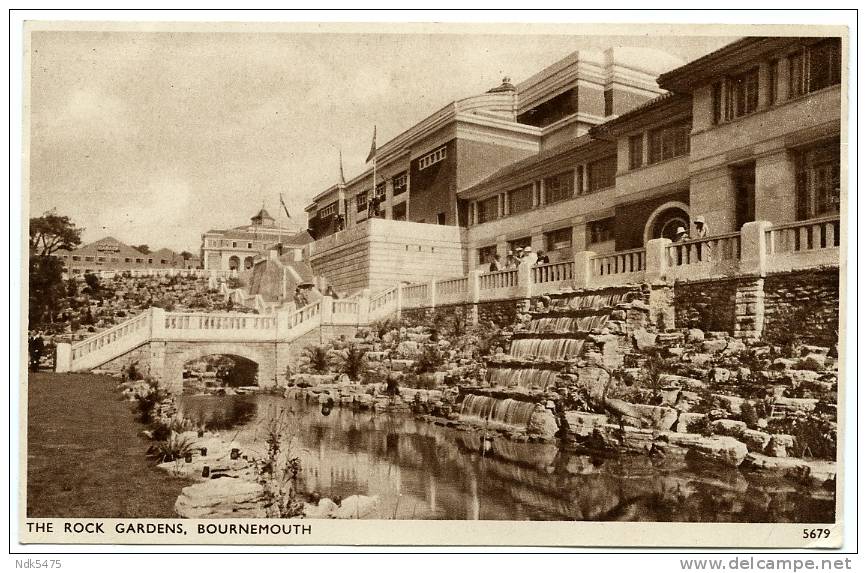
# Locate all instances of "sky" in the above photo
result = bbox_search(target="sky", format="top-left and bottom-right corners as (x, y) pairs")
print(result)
(27, 26), (736, 252)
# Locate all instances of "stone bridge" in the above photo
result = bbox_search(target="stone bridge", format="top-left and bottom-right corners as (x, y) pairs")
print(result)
(55, 295), (396, 392)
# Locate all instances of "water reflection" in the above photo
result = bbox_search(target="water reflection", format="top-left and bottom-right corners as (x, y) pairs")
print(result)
(178, 394), (834, 522)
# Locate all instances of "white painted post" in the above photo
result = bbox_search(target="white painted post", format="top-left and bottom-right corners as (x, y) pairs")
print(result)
(358, 288), (371, 325)
(429, 279), (437, 309)
(55, 343), (72, 373)
(319, 296), (334, 324)
(645, 238), (672, 283)
(150, 307), (166, 339)
(573, 251), (595, 288)
(276, 309), (290, 339)
(395, 282), (404, 320)
(517, 260), (533, 298)
(740, 220), (772, 276)
(468, 270), (482, 304)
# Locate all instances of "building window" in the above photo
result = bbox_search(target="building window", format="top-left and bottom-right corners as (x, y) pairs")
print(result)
(148, 258), (153, 264)
(575, 165), (585, 195)
(84, 256), (94, 262)
(629, 135), (644, 169)
(232, 242), (237, 248)
(789, 38), (842, 98)
(508, 236), (532, 253)
(124, 258), (131, 263)
(477, 196), (499, 224)
(545, 227), (572, 251)
(544, 171), (574, 204)
(374, 182), (386, 200)
(478, 245), (498, 266)
(725, 67), (759, 120)
(392, 202), (407, 221)
(604, 89), (614, 116)
(768, 59), (778, 105)
(796, 139), (840, 220)
(418, 146), (447, 170)
(111, 257), (119, 263)
(648, 121), (690, 164)
(437, 212), (446, 225)
(587, 218), (615, 245)
(588, 156), (617, 192)
(247, 242), (253, 249)
(135, 258), (143, 263)
(160, 259), (168, 264)
(392, 173), (407, 195)
(97, 257), (105, 262)
(356, 191), (369, 212)
(72, 256), (81, 261)
(509, 184), (534, 215)
(711, 82), (723, 124)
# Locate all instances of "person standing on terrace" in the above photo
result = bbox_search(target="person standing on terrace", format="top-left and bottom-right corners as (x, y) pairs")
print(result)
(489, 254), (503, 272)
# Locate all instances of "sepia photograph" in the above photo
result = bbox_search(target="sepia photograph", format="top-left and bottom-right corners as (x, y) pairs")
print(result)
(15, 15), (850, 548)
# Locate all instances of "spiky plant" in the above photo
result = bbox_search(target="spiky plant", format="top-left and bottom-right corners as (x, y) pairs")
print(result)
(301, 345), (330, 374)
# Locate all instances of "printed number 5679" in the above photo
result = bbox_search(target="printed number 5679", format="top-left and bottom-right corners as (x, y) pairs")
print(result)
(803, 528), (831, 539)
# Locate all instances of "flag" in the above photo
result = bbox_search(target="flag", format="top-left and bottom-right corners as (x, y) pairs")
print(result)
(338, 149), (346, 184)
(279, 193), (293, 222)
(365, 126), (377, 163)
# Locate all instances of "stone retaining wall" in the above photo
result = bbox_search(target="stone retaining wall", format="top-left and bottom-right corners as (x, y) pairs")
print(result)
(763, 268), (840, 347)
(673, 276), (744, 334)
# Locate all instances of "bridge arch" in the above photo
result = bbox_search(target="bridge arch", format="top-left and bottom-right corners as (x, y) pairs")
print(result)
(162, 342), (277, 393)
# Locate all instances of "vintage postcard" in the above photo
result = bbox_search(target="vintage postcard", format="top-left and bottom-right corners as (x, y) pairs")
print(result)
(17, 18), (850, 548)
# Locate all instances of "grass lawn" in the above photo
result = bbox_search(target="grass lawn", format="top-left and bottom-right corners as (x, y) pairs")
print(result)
(27, 372), (192, 518)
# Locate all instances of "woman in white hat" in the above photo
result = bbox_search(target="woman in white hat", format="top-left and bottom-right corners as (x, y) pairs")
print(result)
(674, 226), (689, 242)
(522, 246), (538, 265)
(693, 215), (709, 238)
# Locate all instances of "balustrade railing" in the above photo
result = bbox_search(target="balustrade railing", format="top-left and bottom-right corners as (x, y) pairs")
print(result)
(332, 299), (360, 315)
(369, 287), (397, 314)
(590, 248), (646, 276)
(532, 261), (574, 284)
(70, 311), (150, 362)
(764, 215), (840, 273)
(289, 301), (322, 328)
(402, 283), (429, 306)
(479, 268), (518, 290)
(667, 232), (741, 267)
(164, 312), (277, 331)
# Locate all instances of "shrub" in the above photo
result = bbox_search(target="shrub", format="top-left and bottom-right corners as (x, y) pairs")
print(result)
(414, 344), (444, 374)
(132, 378), (170, 423)
(337, 344), (368, 381)
(147, 431), (195, 463)
(685, 415), (714, 437)
(301, 345), (330, 374)
(257, 406), (305, 518)
(766, 415), (836, 460)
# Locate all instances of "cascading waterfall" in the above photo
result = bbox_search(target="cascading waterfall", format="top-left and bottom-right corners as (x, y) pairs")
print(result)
(487, 368), (561, 390)
(509, 338), (585, 359)
(527, 315), (609, 333)
(459, 395), (536, 429)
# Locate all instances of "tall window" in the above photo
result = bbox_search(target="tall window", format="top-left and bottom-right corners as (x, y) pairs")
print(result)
(604, 89), (614, 116)
(392, 172), (407, 195)
(711, 82), (723, 124)
(509, 184), (534, 214)
(768, 59), (779, 105)
(545, 227), (572, 251)
(356, 191), (369, 212)
(374, 182), (386, 200)
(588, 156), (616, 191)
(629, 135), (644, 169)
(725, 67), (759, 119)
(648, 121), (690, 164)
(508, 236), (532, 253)
(392, 202), (407, 221)
(477, 195), (499, 224)
(575, 165), (585, 195)
(796, 139), (840, 219)
(587, 218), (615, 245)
(544, 171), (574, 204)
(789, 38), (842, 98)
(478, 245), (497, 266)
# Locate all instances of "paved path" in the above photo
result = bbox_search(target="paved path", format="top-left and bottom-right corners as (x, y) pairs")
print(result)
(27, 372), (190, 518)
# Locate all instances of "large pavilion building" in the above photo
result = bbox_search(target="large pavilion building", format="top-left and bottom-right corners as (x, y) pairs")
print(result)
(303, 37), (842, 294)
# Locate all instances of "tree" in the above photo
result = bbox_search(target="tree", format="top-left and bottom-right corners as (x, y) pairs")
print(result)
(83, 273), (101, 293)
(180, 251), (193, 261)
(29, 255), (65, 328)
(134, 244), (151, 255)
(29, 212), (83, 256)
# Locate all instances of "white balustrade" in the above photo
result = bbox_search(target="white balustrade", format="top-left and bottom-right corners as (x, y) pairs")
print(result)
(587, 248), (646, 287)
(765, 215), (840, 273)
(435, 276), (469, 306)
(666, 232), (741, 280)
(402, 283), (430, 309)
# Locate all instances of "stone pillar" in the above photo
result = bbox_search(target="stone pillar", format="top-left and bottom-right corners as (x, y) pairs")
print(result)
(319, 296), (334, 324)
(517, 260), (533, 298)
(734, 277), (766, 340)
(467, 270), (482, 325)
(150, 307), (166, 339)
(358, 288), (371, 324)
(740, 220), (773, 277)
(755, 151), (798, 224)
(55, 343), (72, 373)
(429, 279), (438, 309)
(395, 282), (404, 320)
(276, 309), (290, 338)
(574, 250), (595, 288)
(645, 238), (672, 284)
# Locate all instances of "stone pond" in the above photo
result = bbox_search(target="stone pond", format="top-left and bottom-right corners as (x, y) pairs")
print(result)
(177, 393), (834, 522)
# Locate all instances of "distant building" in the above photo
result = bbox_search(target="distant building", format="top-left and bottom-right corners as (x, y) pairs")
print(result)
(55, 236), (200, 275)
(201, 207), (311, 271)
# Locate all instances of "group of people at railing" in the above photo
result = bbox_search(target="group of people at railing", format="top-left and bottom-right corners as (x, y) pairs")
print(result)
(486, 246), (551, 272)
